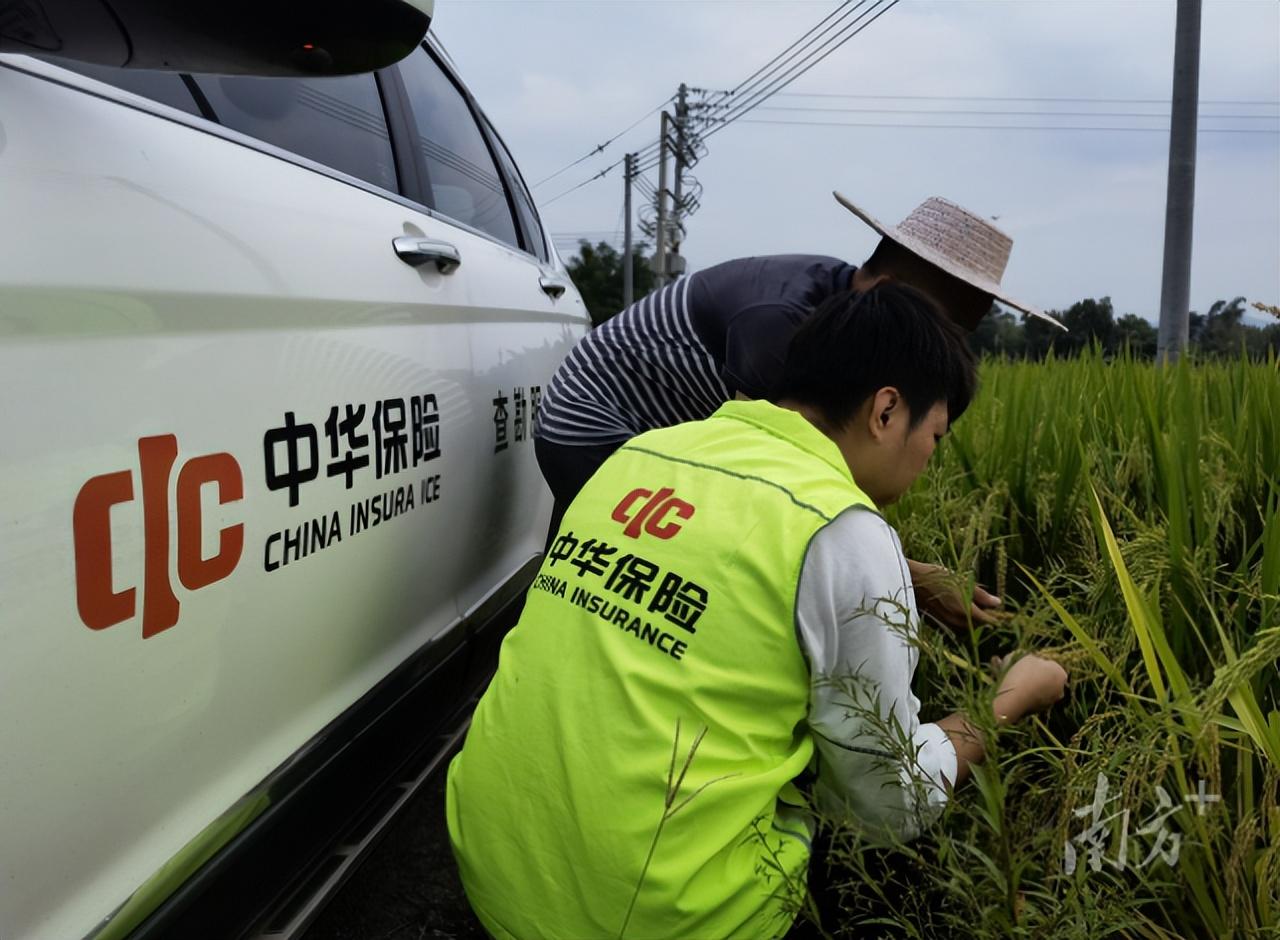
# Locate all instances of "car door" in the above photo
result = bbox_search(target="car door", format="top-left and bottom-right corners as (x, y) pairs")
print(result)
(389, 41), (585, 619)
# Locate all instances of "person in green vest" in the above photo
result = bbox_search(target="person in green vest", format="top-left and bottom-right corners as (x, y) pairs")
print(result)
(446, 283), (1069, 940)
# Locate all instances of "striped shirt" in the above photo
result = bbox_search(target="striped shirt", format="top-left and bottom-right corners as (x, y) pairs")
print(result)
(537, 254), (856, 446)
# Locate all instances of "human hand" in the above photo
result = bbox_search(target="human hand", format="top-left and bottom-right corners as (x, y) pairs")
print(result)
(908, 559), (1008, 633)
(991, 653), (1068, 723)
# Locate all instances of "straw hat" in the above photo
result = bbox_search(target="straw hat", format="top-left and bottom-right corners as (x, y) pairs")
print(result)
(834, 191), (1065, 330)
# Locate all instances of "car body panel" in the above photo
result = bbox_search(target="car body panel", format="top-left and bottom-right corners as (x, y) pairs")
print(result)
(0, 52), (586, 939)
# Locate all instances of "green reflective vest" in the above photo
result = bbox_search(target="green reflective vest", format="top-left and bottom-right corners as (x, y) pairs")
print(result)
(447, 400), (877, 939)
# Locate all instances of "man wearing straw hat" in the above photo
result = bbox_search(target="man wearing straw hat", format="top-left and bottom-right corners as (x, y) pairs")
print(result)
(535, 192), (1064, 631)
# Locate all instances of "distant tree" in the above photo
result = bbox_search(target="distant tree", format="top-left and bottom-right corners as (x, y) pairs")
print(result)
(1245, 301), (1280, 358)
(1015, 297), (1117, 359)
(955, 293), (1277, 362)
(1244, 322), (1280, 359)
(1191, 296), (1248, 357)
(967, 303), (1001, 355)
(969, 305), (1025, 358)
(1061, 297), (1117, 355)
(1024, 311), (1063, 361)
(1114, 313), (1158, 358)
(565, 240), (655, 326)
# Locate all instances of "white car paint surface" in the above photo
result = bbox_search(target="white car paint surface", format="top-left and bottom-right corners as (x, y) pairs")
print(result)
(0, 52), (587, 940)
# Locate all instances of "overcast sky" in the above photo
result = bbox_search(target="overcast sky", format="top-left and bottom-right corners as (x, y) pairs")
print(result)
(433, 0), (1279, 324)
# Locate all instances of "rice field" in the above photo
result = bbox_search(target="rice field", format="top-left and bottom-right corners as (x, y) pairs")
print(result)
(822, 351), (1280, 939)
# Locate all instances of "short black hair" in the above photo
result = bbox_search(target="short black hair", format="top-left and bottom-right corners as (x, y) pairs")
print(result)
(773, 282), (977, 431)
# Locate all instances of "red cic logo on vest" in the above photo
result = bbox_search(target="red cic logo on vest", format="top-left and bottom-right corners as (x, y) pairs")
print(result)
(73, 435), (245, 638)
(611, 487), (695, 540)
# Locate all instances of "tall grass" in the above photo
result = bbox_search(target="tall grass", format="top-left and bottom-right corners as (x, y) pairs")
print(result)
(824, 351), (1280, 939)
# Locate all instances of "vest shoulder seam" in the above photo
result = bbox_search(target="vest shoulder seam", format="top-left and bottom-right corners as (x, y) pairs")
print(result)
(618, 444), (835, 520)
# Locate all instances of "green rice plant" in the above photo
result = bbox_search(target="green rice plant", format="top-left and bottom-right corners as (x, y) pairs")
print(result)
(819, 352), (1280, 939)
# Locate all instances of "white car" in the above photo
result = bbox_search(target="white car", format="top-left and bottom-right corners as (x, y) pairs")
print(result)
(0, 3), (589, 937)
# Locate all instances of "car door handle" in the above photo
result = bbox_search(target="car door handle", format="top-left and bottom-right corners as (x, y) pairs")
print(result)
(393, 236), (461, 274)
(539, 275), (568, 299)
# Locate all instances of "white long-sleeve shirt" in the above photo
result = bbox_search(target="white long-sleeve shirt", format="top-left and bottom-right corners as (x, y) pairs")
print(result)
(795, 505), (958, 839)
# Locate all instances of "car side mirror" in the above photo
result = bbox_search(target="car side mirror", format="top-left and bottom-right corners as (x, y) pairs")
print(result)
(0, 0), (433, 75)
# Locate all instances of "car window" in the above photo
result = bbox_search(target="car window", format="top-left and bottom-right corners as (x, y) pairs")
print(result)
(395, 49), (520, 249)
(191, 74), (397, 192)
(54, 62), (204, 117)
(483, 117), (548, 262)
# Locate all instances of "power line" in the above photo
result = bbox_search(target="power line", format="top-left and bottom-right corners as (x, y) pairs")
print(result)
(539, 1), (900, 217)
(635, 3), (900, 172)
(634, 139), (669, 173)
(701, 0), (874, 121)
(753, 105), (1278, 120)
(542, 137), (666, 207)
(634, 153), (665, 175)
(543, 1), (904, 240)
(611, 84), (1279, 177)
(738, 118), (1279, 133)
(641, 0), (901, 272)
(702, 1), (869, 112)
(701, 0), (901, 141)
(768, 91), (1280, 106)
(630, 144), (662, 170)
(630, 137), (664, 166)
(711, 1), (859, 100)
(532, 94), (673, 189)
(542, 153), (629, 207)
(709, 1), (900, 132)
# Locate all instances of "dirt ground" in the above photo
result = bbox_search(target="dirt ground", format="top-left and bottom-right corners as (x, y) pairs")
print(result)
(303, 771), (487, 940)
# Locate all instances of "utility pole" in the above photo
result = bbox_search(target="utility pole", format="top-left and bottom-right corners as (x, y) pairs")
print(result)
(1157, 0), (1202, 363)
(623, 152), (635, 309)
(654, 111), (671, 289)
(670, 83), (689, 273)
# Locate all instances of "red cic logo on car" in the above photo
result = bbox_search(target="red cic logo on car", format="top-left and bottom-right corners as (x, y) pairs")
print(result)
(72, 435), (245, 638)
(611, 487), (695, 540)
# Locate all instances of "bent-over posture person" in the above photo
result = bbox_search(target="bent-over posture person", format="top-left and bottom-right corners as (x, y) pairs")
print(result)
(534, 192), (1064, 632)
(449, 284), (1068, 939)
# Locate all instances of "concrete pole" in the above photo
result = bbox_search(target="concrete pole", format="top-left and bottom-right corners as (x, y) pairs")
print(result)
(654, 111), (671, 289)
(671, 83), (688, 265)
(1157, 0), (1202, 362)
(623, 152), (634, 309)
